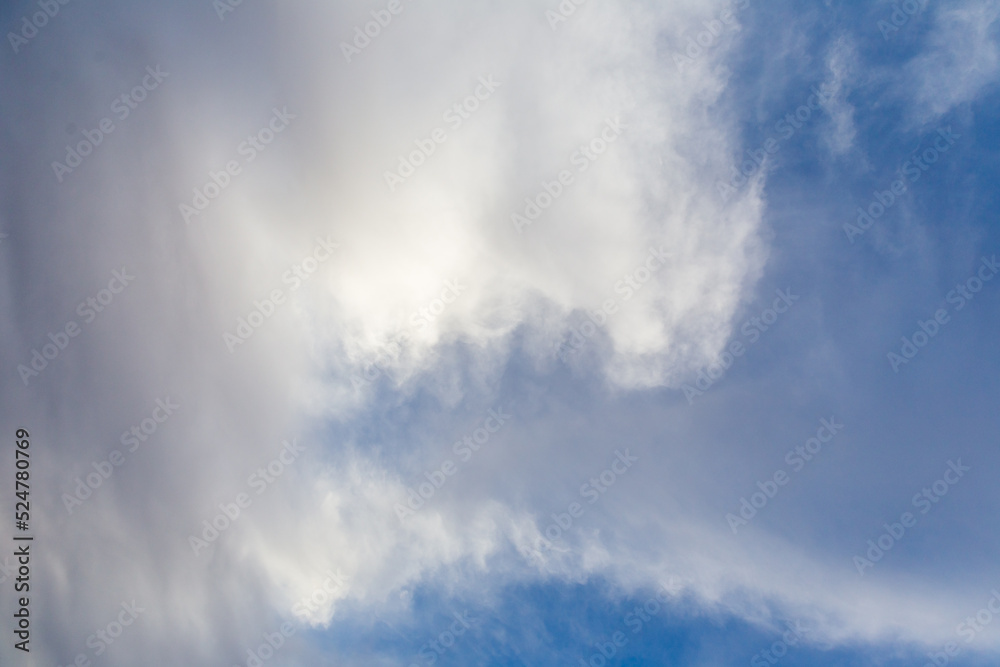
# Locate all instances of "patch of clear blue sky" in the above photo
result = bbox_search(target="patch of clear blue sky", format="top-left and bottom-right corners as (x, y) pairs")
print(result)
(312, 578), (1000, 665)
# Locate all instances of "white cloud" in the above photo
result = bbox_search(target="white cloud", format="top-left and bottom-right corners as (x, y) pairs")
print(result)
(12, 1), (1000, 665)
(820, 35), (860, 157)
(906, 0), (1000, 122)
(1, 0), (770, 661)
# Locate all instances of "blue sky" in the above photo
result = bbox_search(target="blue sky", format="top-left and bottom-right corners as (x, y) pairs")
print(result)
(1, 0), (999, 665)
